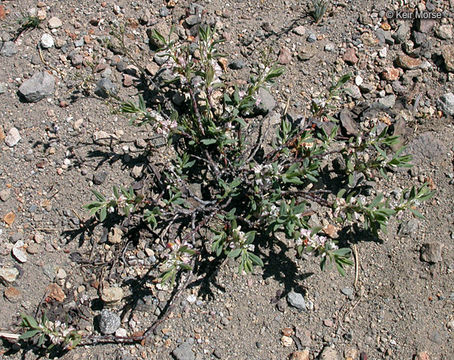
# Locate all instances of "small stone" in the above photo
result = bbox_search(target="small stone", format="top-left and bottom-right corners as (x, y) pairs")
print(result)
(436, 25), (453, 40)
(56, 268), (67, 279)
(396, 54), (421, 70)
(93, 171), (107, 185)
(345, 85), (361, 100)
(442, 45), (454, 72)
(289, 350), (310, 360)
(172, 341), (195, 360)
(320, 346), (339, 360)
(306, 33), (317, 43)
(12, 247), (27, 263)
(324, 43), (335, 52)
(0, 267), (19, 284)
(398, 219), (419, 236)
(414, 352), (430, 360)
(437, 92), (454, 116)
(417, 19), (436, 33)
(393, 23), (411, 43)
(254, 88), (276, 114)
(18, 71), (55, 102)
(278, 47), (292, 64)
(282, 327), (294, 337)
(297, 46), (316, 61)
(4, 286), (21, 303)
(344, 347), (359, 360)
(26, 243), (40, 254)
(154, 51), (170, 66)
(0, 189), (11, 201)
(48, 17), (62, 29)
(94, 78), (118, 98)
(185, 14), (201, 26)
(343, 48), (358, 65)
(378, 95), (396, 109)
(74, 38), (84, 47)
(323, 319), (334, 327)
(229, 59), (245, 70)
(341, 287), (354, 296)
(428, 331), (442, 344)
(339, 109), (359, 136)
(69, 52), (83, 67)
(40, 33), (54, 49)
(281, 335), (293, 347)
(115, 327), (127, 337)
(355, 75), (363, 86)
(159, 7), (170, 17)
(381, 67), (399, 81)
(378, 47), (387, 58)
(293, 26), (306, 36)
(46, 283), (65, 302)
(108, 227), (123, 244)
(420, 243), (443, 263)
(0, 41), (17, 57)
(287, 290), (306, 310)
(123, 74), (134, 87)
(187, 294), (197, 304)
(98, 309), (121, 335)
(101, 286), (124, 304)
(5, 127), (21, 147)
(3, 211), (15, 225)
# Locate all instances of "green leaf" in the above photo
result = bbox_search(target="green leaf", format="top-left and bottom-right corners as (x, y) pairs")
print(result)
(248, 252), (264, 267)
(201, 138), (217, 145)
(19, 329), (41, 340)
(91, 189), (106, 202)
(228, 248), (242, 258)
(410, 208), (425, 219)
(100, 207), (107, 222)
(21, 314), (39, 329)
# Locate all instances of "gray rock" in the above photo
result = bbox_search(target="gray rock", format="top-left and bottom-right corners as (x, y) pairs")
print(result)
(0, 267), (20, 284)
(0, 82), (7, 94)
(154, 51), (170, 66)
(319, 346), (339, 360)
(93, 171), (107, 185)
(5, 127), (21, 147)
(341, 287), (354, 296)
(378, 95), (396, 109)
(12, 247), (27, 263)
(345, 84), (361, 100)
(0, 41), (18, 57)
(98, 310), (121, 335)
(393, 23), (411, 43)
(406, 132), (447, 165)
(74, 38), (84, 48)
(416, 19), (436, 33)
(306, 33), (317, 43)
(18, 72), (55, 102)
(398, 219), (419, 236)
(442, 45), (454, 72)
(229, 59), (245, 70)
(172, 341), (195, 360)
(420, 243), (443, 263)
(287, 290), (306, 310)
(185, 15), (201, 26)
(437, 92), (454, 116)
(375, 29), (394, 45)
(159, 7), (170, 17)
(0, 189), (11, 201)
(254, 88), (276, 114)
(324, 43), (335, 52)
(68, 51), (84, 67)
(339, 109), (359, 136)
(94, 78), (118, 98)
(436, 24), (453, 40)
(412, 31), (427, 46)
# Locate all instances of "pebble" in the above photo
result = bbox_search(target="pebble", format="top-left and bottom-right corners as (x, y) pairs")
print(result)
(48, 16), (62, 29)
(187, 294), (197, 304)
(287, 290), (306, 310)
(378, 94), (396, 109)
(4, 286), (21, 303)
(293, 25), (306, 36)
(341, 287), (354, 296)
(437, 92), (454, 116)
(393, 23), (411, 43)
(40, 33), (54, 49)
(115, 327), (127, 337)
(278, 47), (292, 65)
(172, 341), (195, 360)
(26, 243), (40, 254)
(436, 25), (452, 40)
(0, 267), (20, 283)
(289, 350), (310, 360)
(306, 33), (317, 43)
(159, 7), (170, 17)
(18, 71), (55, 102)
(339, 109), (359, 136)
(343, 48), (358, 65)
(420, 242), (443, 263)
(381, 67), (399, 81)
(281, 335), (293, 347)
(98, 309), (121, 334)
(0, 41), (18, 57)
(255, 88), (276, 114)
(108, 227), (123, 244)
(229, 59), (245, 70)
(0, 188), (11, 201)
(94, 78), (118, 98)
(12, 247), (27, 263)
(319, 346), (339, 360)
(442, 45), (454, 72)
(93, 171), (107, 185)
(131, 164), (144, 178)
(414, 351), (430, 360)
(396, 54), (421, 70)
(324, 43), (335, 52)
(5, 127), (21, 147)
(101, 286), (124, 304)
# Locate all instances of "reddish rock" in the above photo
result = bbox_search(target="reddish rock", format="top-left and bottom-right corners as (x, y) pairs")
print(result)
(289, 350), (310, 360)
(396, 54), (421, 70)
(343, 48), (358, 65)
(414, 351), (430, 360)
(4, 286), (21, 302)
(442, 45), (454, 72)
(278, 47), (292, 65)
(381, 67), (400, 81)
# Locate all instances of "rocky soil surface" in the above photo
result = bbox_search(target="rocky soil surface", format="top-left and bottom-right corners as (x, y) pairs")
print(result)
(1, 0), (454, 359)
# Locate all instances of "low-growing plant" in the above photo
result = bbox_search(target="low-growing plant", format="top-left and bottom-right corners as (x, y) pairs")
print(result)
(84, 25), (433, 282)
(310, 0), (329, 23)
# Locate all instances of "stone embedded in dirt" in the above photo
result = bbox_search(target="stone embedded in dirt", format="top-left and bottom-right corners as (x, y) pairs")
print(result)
(398, 219), (419, 236)
(278, 47), (292, 65)
(396, 54), (421, 70)
(3, 211), (15, 225)
(4, 286), (21, 303)
(0, 188), (11, 201)
(48, 16), (62, 29)
(281, 335), (293, 347)
(115, 327), (127, 337)
(381, 67), (399, 81)
(412, 31), (427, 47)
(436, 24), (453, 40)
(0, 41), (18, 57)
(229, 59), (245, 70)
(12, 247), (27, 263)
(46, 283), (66, 302)
(4, 127), (21, 147)
(101, 286), (124, 304)
(437, 92), (454, 116)
(185, 14), (201, 26)
(416, 19), (436, 33)
(378, 95), (396, 109)
(108, 227), (123, 244)
(441, 45), (454, 72)
(393, 23), (411, 43)
(345, 84), (361, 100)
(420, 243), (443, 263)
(339, 109), (359, 136)
(40, 33), (54, 49)
(343, 48), (358, 65)
(255, 87), (276, 115)
(94, 78), (118, 98)
(290, 350), (309, 360)
(297, 46), (316, 61)
(0, 267), (19, 284)
(306, 33), (316, 43)
(68, 51), (84, 67)
(414, 352), (431, 360)
(293, 25), (306, 36)
(147, 23), (179, 49)
(131, 164), (144, 178)
(98, 309), (121, 334)
(93, 171), (107, 185)
(172, 341), (195, 360)
(319, 346), (339, 360)
(287, 290), (306, 310)
(154, 51), (170, 66)
(324, 43), (335, 52)
(341, 287), (354, 297)
(375, 28), (394, 45)
(18, 71), (55, 102)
